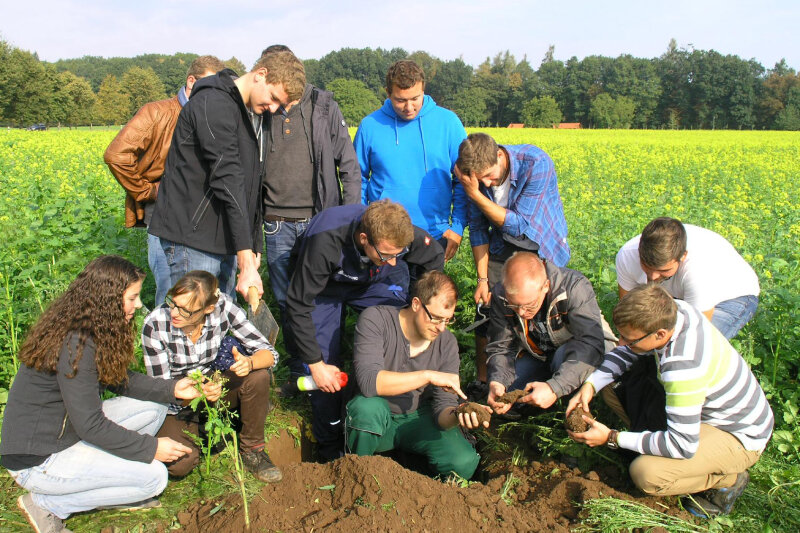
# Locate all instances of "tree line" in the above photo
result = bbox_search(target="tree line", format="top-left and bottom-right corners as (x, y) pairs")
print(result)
(1, 39), (798, 130)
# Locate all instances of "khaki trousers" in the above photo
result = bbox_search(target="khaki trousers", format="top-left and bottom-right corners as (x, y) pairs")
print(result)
(629, 423), (762, 496)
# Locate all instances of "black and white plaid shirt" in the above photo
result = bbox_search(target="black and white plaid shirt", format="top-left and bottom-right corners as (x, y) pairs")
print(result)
(142, 293), (278, 381)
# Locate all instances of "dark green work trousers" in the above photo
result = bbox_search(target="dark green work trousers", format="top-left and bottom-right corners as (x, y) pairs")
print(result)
(345, 395), (480, 479)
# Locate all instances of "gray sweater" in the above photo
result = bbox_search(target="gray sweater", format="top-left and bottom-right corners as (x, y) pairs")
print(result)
(353, 306), (460, 421)
(1, 333), (178, 468)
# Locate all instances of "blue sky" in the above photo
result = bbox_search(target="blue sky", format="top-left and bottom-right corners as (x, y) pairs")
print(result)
(2, 0), (797, 70)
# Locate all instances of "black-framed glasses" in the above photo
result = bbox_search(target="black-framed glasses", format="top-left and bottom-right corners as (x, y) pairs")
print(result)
(370, 240), (408, 263)
(620, 330), (656, 348)
(421, 303), (455, 326)
(165, 295), (203, 319)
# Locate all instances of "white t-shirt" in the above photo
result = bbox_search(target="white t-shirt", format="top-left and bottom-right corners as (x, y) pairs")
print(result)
(616, 224), (760, 312)
(491, 176), (512, 209)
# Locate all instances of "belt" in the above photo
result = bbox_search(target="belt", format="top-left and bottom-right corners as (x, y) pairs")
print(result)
(264, 214), (310, 223)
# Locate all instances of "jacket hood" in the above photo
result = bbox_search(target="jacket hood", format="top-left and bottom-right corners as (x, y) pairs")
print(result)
(378, 94), (437, 171)
(190, 69), (241, 102)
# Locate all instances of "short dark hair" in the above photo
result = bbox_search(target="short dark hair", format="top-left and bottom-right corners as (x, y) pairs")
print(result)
(456, 133), (499, 175)
(261, 44), (293, 56)
(412, 271), (458, 308)
(385, 60), (425, 95)
(639, 217), (687, 268)
(613, 284), (677, 333)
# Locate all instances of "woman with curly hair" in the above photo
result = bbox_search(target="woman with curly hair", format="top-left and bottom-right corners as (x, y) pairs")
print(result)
(0, 255), (220, 533)
(142, 270), (281, 483)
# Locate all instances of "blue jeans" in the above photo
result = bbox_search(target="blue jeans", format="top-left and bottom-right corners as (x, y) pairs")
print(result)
(711, 295), (759, 340)
(509, 345), (568, 391)
(8, 397), (168, 519)
(147, 233), (171, 306)
(263, 219), (309, 313)
(160, 238), (237, 298)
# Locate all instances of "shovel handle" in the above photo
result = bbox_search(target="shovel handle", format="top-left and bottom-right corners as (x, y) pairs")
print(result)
(247, 286), (260, 312)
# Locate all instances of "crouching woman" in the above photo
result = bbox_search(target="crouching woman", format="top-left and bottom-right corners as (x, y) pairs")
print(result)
(0, 255), (220, 533)
(142, 271), (281, 483)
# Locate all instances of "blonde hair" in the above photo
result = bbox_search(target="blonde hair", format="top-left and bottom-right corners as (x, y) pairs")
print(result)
(613, 284), (677, 333)
(361, 200), (414, 249)
(252, 50), (306, 102)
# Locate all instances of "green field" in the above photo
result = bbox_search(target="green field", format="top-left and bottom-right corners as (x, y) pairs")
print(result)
(1, 128), (799, 531)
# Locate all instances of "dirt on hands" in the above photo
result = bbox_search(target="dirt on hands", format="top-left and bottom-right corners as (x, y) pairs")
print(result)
(456, 402), (492, 426)
(498, 389), (527, 405)
(565, 406), (594, 433)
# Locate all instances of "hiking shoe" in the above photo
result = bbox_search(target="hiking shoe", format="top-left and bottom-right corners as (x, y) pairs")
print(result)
(465, 380), (490, 403)
(241, 448), (282, 483)
(96, 497), (162, 511)
(682, 471), (750, 518)
(18, 493), (72, 533)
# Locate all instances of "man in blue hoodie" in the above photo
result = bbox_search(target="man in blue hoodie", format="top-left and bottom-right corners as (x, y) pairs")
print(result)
(354, 60), (467, 262)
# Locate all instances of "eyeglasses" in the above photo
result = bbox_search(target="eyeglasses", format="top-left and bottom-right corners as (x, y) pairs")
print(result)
(421, 303), (455, 326)
(496, 294), (542, 314)
(165, 295), (203, 319)
(370, 240), (408, 263)
(620, 330), (656, 348)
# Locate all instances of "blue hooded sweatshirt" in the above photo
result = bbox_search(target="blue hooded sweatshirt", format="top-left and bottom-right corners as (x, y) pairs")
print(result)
(354, 95), (467, 240)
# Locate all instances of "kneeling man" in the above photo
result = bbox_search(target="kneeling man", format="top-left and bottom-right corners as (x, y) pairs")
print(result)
(568, 284), (773, 517)
(487, 252), (615, 414)
(346, 271), (488, 479)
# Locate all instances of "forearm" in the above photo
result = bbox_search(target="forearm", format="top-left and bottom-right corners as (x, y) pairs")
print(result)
(472, 244), (490, 279)
(375, 370), (431, 397)
(469, 191), (507, 228)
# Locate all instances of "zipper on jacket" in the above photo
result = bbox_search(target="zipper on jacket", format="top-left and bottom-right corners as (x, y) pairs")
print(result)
(57, 413), (68, 439)
(190, 189), (214, 230)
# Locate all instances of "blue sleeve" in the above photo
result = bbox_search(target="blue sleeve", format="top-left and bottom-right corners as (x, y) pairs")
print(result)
(354, 123), (370, 205)
(502, 156), (551, 237)
(448, 120), (468, 236)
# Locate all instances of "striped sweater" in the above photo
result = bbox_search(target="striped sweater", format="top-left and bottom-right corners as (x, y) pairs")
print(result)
(587, 299), (773, 458)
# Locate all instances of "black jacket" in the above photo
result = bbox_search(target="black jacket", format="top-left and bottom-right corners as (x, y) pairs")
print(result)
(149, 69), (263, 255)
(0, 334), (178, 466)
(285, 204), (444, 365)
(264, 85), (360, 213)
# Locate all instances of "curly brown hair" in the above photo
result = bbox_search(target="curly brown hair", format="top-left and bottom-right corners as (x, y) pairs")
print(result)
(18, 255), (145, 386)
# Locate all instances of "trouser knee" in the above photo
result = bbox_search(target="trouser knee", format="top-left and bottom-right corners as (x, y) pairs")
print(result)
(435, 448), (480, 480)
(629, 456), (668, 495)
(166, 445), (200, 478)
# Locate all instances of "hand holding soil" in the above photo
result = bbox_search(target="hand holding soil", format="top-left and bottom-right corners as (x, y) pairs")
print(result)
(498, 389), (527, 405)
(456, 402), (492, 428)
(565, 405), (594, 433)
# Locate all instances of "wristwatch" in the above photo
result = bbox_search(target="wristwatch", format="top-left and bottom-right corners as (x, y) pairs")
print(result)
(607, 429), (620, 450)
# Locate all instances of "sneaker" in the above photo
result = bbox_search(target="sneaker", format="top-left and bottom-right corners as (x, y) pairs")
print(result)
(96, 497), (162, 511)
(240, 447), (282, 483)
(682, 471), (750, 518)
(18, 493), (72, 533)
(465, 380), (490, 403)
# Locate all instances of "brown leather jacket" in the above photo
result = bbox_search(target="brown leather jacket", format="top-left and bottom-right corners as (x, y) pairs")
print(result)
(104, 96), (182, 227)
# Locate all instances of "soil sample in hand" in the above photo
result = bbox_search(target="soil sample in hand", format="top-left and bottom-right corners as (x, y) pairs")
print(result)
(565, 406), (594, 433)
(498, 389), (526, 405)
(456, 402), (492, 426)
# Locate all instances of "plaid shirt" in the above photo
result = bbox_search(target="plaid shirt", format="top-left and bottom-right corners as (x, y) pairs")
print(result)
(142, 293), (278, 381)
(468, 144), (570, 267)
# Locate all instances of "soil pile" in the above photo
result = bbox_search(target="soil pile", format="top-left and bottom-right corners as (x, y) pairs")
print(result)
(176, 454), (682, 532)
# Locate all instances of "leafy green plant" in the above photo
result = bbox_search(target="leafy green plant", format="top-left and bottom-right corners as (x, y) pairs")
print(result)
(500, 473), (520, 505)
(187, 370), (250, 530)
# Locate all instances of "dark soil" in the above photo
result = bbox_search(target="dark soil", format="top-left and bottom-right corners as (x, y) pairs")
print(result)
(565, 406), (594, 433)
(457, 402), (493, 426)
(498, 389), (526, 405)
(177, 452), (691, 532)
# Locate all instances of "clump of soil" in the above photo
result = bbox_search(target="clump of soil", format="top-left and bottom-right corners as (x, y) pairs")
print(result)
(176, 454), (691, 532)
(498, 389), (526, 404)
(565, 406), (594, 433)
(456, 402), (492, 426)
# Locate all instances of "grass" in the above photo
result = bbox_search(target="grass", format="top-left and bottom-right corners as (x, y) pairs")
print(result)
(576, 498), (717, 533)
